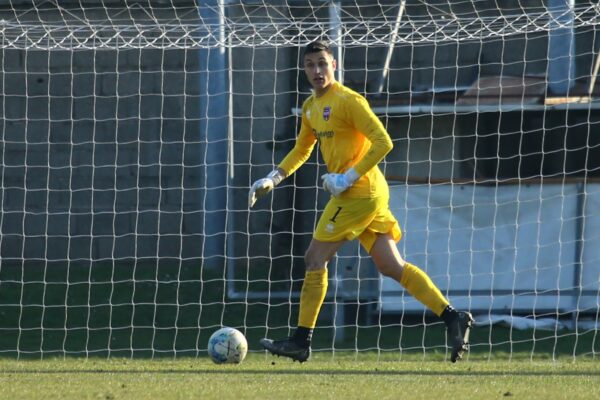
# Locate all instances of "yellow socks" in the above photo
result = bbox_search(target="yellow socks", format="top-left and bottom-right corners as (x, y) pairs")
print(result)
(296, 264), (446, 327)
(298, 268), (328, 329)
(399, 263), (449, 316)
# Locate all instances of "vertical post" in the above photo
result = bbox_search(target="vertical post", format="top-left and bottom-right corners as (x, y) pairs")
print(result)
(377, 1), (406, 93)
(572, 181), (585, 330)
(328, 0), (344, 343)
(329, 1), (343, 84)
(587, 50), (600, 97)
(548, 0), (576, 95)
(198, 0), (229, 268)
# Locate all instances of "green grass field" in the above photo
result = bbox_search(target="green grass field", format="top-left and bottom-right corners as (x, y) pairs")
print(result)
(1, 262), (599, 399)
(1, 353), (599, 400)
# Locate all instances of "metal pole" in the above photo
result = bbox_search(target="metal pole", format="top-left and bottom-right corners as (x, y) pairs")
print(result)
(587, 50), (600, 97)
(548, 0), (576, 95)
(572, 181), (585, 333)
(328, 0), (344, 343)
(377, 1), (406, 93)
(198, 0), (229, 268)
(329, 1), (343, 84)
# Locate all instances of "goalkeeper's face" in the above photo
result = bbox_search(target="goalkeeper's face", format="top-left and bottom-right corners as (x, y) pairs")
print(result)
(303, 51), (337, 96)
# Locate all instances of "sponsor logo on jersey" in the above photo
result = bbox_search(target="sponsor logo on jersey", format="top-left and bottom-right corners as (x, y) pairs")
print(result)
(326, 223), (335, 233)
(313, 129), (334, 140)
(323, 106), (331, 121)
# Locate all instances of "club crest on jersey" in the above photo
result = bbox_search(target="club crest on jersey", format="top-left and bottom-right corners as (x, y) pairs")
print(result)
(323, 106), (331, 121)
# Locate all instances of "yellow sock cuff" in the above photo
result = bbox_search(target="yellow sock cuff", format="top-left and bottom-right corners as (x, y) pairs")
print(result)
(298, 268), (328, 329)
(304, 268), (328, 283)
(400, 263), (449, 317)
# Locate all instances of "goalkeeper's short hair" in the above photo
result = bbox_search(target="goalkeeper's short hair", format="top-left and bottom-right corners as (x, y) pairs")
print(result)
(303, 39), (333, 58)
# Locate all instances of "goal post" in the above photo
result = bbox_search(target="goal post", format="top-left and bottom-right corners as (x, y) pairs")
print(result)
(0, 0), (599, 359)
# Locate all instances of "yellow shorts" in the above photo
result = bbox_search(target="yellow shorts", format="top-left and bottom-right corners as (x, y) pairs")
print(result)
(313, 195), (402, 253)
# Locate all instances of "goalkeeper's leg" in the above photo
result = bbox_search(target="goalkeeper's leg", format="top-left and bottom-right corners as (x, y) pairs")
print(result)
(369, 233), (474, 363)
(260, 239), (344, 362)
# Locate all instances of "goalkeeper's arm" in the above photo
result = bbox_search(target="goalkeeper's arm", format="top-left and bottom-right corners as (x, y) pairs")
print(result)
(248, 167), (286, 208)
(248, 117), (315, 208)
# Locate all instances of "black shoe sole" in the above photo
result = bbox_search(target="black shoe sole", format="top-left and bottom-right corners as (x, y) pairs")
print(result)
(450, 312), (474, 363)
(260, 338), (310, 363)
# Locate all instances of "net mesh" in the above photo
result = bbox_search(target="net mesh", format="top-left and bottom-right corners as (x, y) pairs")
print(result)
(0, 0), (599, 359)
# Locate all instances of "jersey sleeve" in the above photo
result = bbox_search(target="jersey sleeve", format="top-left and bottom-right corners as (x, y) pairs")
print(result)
(277, 102), (317, 177)
(347, 95), (393, 176)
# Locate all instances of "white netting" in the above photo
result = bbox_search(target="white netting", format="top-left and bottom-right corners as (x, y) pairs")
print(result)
(0, 0), (599, 359)
(0, 1), (599, 49)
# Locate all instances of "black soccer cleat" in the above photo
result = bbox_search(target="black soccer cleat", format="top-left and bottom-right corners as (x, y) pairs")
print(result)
(260, 337), (311, 363)
(447, 311), (474, 363)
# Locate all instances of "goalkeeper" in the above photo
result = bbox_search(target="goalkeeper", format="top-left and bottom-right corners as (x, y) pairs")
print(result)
(249, 40), (473, 363)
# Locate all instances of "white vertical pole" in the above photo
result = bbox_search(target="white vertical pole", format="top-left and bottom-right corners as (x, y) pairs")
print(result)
(587, 50), (600, 97)
(198, 0), (229, 265)
(328, 0), (344, 344)
(548, 0), (576, 95)
(377, 1), (406, 93)
(329, 1), (343, 84)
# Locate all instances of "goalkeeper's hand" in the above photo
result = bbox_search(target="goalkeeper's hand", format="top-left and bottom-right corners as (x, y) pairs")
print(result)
(248, 169), (285, 208)
(321, 167), (360, 197)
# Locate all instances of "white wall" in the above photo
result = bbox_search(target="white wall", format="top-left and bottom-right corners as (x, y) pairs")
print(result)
(380, 182), (599, 314)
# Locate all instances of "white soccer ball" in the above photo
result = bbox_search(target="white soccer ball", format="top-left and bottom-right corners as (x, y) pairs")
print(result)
(207, 327), (248, 364)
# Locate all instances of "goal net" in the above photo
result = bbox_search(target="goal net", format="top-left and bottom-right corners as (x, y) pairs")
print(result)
(0, 0), (599, 359)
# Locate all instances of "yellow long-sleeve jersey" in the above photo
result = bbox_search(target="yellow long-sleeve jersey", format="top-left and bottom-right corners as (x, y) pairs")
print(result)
(278, 81), (393, 198)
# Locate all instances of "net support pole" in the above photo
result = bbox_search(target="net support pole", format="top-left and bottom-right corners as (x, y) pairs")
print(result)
(572, 181), (586, 329)
(377, 0), (406, 94)
(329, 1), (344, 84)
(548, 0), (576, 95)
(588, 49), (600, 96)
(328, 0), (345, 343)
(198, 0), (230, 268)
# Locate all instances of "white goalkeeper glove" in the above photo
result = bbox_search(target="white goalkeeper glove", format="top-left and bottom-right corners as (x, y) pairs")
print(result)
(248, 169), (285, 208)
(321, 167), (360, 197)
